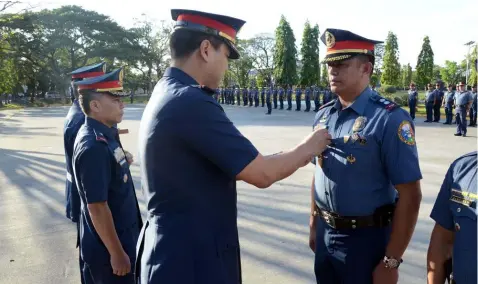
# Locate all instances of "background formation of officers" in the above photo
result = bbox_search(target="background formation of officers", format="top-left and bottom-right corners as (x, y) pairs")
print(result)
(409, 82), (477, 137)
(214, 85), (337, 115)
(60, 8), (477, 284)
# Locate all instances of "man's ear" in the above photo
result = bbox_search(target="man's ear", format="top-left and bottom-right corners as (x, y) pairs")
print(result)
(199, 39), (212, 62)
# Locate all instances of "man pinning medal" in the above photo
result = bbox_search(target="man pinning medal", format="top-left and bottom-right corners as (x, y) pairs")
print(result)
(309, 28), (422, 284)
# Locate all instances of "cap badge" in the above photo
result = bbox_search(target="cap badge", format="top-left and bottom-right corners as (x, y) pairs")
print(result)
(325, 31), (336, 48)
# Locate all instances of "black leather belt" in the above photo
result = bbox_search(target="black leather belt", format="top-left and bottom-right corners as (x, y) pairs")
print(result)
(314, 202), (395, 230)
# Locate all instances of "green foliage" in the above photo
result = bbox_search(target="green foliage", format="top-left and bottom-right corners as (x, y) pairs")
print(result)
(379, 84), (397, 94)
(228, 39), (254, 87)
(381, 31), (400, 86)
(273, 15), (298, 86)
(373, 43), (384, 78)
(247, 34), (275, 86)
(320, 64), (328, 87)
(371, 74), (379, 86)
(299, 21), (319, 86)
(400, 63), (412, 89)
(440, 61), (463, 85)
(415, 36), (434, 88)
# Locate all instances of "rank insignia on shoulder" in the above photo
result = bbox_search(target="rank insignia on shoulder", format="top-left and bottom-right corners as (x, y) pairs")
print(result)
(397, 120), (415, 145)
(371, 95), (399, 111)
(96, 133), (107, 143)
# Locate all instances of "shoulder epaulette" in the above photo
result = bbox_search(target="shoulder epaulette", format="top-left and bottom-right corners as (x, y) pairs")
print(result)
(369, 94), (399, 112)
(319, 99), (336, 110)
(94, 130), (108, 144)
(192, 85), (215, 95)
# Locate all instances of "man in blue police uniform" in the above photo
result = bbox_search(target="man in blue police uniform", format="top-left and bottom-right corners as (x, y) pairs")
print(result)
(323, 86), (333, 104)
(64, 62), (106, 225)
(295, 86), (302, 111)
(427, 151), (477, 284)
(442, 84), (455, 125)
(469, 85), (477, 126)
(304, 86), (311, 112)
(313, 86), (321, 112)
(408, 83), (418, 120)
(287, 85), (293, 110)
(434, 83), (444, 122)
(454, 82), (473, 137)
(254, 86), (259, 107)
(136, 9), (332, 284)
(64, 62), (106, 284)
(310, 28), (422, 284)
(272, 86), (278, 109)
(266, 85), (272, 114)
(73, 68), (142, 284)
(425, 83), (436, 122)
(278, 86), (285, 109)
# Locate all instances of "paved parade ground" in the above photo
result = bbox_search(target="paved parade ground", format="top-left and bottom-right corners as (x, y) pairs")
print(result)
(0, 104), (476, 284)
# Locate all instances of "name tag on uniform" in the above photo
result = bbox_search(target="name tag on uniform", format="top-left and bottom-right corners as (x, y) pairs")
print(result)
(113, 147), (126, 165)
(450, 189), (476, 207)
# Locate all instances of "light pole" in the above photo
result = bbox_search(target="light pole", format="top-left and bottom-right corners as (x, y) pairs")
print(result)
(464, 41), (476, 85)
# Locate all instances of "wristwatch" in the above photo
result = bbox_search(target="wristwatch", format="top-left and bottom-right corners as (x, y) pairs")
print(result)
(383, 256), (403, 269)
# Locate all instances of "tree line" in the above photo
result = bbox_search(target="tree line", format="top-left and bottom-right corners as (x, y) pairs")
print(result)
(1, 4), (476, 103)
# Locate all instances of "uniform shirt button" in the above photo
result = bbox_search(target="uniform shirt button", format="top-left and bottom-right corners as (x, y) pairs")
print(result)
(352, 225), (356, 229)
(457, 207), (461, 213)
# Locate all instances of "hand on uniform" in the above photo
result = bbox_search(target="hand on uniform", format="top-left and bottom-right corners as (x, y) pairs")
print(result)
(372, 261), (398, 284)
(302, 127), (332, 157)
(110, 249), (131, 276)
(124, 150), (134, 165)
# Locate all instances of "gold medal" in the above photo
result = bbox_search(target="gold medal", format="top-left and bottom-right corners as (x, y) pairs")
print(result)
(123, 174), (128, 183)
(346, 154), (356, 164)
(344, 135), (350, 143)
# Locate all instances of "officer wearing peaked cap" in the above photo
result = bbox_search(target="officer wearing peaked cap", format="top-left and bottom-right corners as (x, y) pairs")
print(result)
(136, 9), (331, 284)
(64, 61), (106, 284)
(310, 28), (422, 284)
(72, 68), (143, 284)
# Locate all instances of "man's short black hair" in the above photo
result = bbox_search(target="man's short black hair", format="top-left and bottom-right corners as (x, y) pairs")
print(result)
(78, 90), (102, 115)
(355, 54), (375, 76)
(170, 29), (225, 60)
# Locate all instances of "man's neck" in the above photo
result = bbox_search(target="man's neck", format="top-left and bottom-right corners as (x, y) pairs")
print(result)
(171, 60), (204, 86)
(337, 84), (368, 108)
(89, 115), (113, 128)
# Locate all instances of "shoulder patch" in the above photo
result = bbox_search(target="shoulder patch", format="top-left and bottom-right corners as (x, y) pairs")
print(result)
(370, 94), (399, 111)
(397, 120), (415, 145)
(319, 99), (336, 110)
(94, 132), (108, 144)
(192, 85), (216, 95)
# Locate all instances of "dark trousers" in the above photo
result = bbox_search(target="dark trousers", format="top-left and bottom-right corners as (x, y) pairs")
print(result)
(279, 96), (284, 109)
(248, 97), (253, 106)
(243, 96), (248, 106)
(296, 96), (301, 111)
(305, 97), (311, 111)
(314, 218), (390, 284)
(456, 108), (467, 135)
(314, 98), (320, 111)
(287, 96), (292, 110)
(470, 107), (477, 126)
(220, 94), (225, 104)
(82, 262), (135, 284)
(408, 101), (416, 120)
(425, 103), (433, 121)
(273, 95), (278, 109)
(254, 97), (259, 107)
(266, 97), (272, 114)
(445, 107), (453, 124)
(433, 104), (441, 121)
(261, 95), (265, 107)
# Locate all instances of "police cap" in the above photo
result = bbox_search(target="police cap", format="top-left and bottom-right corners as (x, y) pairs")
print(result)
(320, 28), (383, 63)
(171, 9), (245, 59)
(69, 62), (106, 81)
(75, 68), (125, 96)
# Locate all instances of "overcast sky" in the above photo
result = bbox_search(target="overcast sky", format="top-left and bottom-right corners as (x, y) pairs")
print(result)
(15, 0), (478, 68)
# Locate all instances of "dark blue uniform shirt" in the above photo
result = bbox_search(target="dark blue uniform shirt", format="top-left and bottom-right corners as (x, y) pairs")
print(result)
(73, 117), (141, 266)
(430, 151), (477, 284)
(313, 87), (422, 216)
(63, 100), (85, 222)
(137, 67), (259, 284)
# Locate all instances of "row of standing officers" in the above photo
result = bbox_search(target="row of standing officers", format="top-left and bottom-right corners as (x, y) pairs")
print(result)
(215, 86), (337, 114)
(61, 9), (476, 284)
(408, 82), (477, 137)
